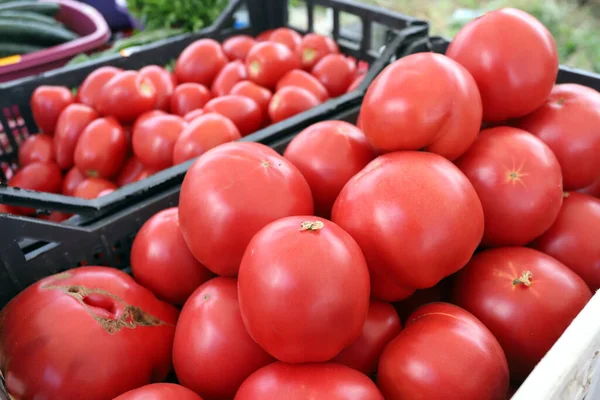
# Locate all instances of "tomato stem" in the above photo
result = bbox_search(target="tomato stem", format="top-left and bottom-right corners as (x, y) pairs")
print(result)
(300, 221), (324, 231)
(513, 270), (533, 287)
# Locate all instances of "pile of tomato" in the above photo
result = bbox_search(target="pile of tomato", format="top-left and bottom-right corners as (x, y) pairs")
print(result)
(1, 7), (600, 400)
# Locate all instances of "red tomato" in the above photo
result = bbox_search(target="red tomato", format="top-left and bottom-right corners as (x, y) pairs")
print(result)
(170, 83), (212, 117)
(579, 176), (600, 198)
(96, 71), (157, 123)
(311, 54), (356, 97)
(98, 188), (114, 197)
(269, 27), (302, 51)
(211, 60), (248, 97)
(455, 126), (563, 246)
(283, 121), (376, 217)
(369, 268), (415, 302)
(183, 109), (204, 123)
(173, 113), (241, 165)
(223, 34), (257, 61)
(0, 267), (178, 400)
(132, 114), (186, 169)
(54, 104), (99, 170)
(78, 66), (122, 109)
(333, 300), (402, 376)
(113, 383), (202, 400)
(447, 8), (558, 121)
(517, 84), (600, 190)
(235, 363), (384, 400)
(8, 162), (62, 215)
(276, 69), (329, 102)
(378, 302), (509, 400)
(347, 74), (365, 93)
(255, 29), (274, 42)
(73, 178), (118, 199)
(18, 134), (54, 166)
(62, 166), (86, 196)
(133, 110), (167, 130)
(297, 33), (339, 70)
(173, 278), (274, 399)
(38, 211), (71, 223)
(394, 278), (452, 324)
(453, 247), (591, 381)
(116, 157), (151, 187)
(358, 53), (482, 159)
(139, 65), (176, 112)
(175, 39), (228, 85)
(30, 86), (74, 135)
(0, 204), (11, 214)
(245, 42), (299, 89)
(203, 95), (262, 136)
(269, 86), (320, 124)
(74, 118), (128, 178)
(179, 142), (313, 276)
(230, 80), (272, 125)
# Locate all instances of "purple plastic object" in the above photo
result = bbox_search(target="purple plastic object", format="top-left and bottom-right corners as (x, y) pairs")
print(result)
(0, 0), (110, 83)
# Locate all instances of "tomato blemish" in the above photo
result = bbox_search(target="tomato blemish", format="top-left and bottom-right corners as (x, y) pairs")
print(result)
(512, 270), (533, 287)
(300, 220), (324, 231)
(139, 79), (155, 98)
(249, 60), (261, 77)
(303, 48), (316, 63)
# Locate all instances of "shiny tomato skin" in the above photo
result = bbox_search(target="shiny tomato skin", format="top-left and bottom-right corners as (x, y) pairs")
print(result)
(170, 83), (212, 117)
(203, 95), (262, 136)
(113, 383), (203, 400)
(183, 109), (205, 123)
(369, 268), (415, 302)
(223, 35), (257, 61)
(116, 157), (146, 187)
(139, 65), (176, 112)
(230, 80), (272, 125)
(8, 162), (62, 215)
(74, 118), (128, 178)
(333, 300), (402, 376)
(532, 192), (600, 291)
(269, 27), (302, 51)
(453, 248), (591, 381)
(517, 84), (600, 190)
(332, 151), (484, 290)
(283, 120), (376, 218)
(18, 134), (54, 166)
(579, 176), (600, 198)
(130, 208), (213, 305)
(358, 53), (482, 159)
(132, 114), (186, 169)
(347, 74), (365, 93)
(78, 66), (122, 109)
(311, 54), (356, 97)
(269, 86), (321, 124)
(73, 178), (118, 199)
(175, 39), (228, 85)
(378, 302), (509, 400)
(211, 60), (248, 97)
(179, 142), (313, 277)
(54, 104), (99, 170)
(297, 33), (339, 70)
(62, 166), (86, 196)
(30, 85), (74, 135)
(255, 29), (274, 42)
(173, 112), (241, 165)
(0, 267), (179, 400)
(276, 69), (329, 102)
(245, 42), (300, 89)
(235, 362), (384, 400)
(96, 71), (157, 123)
(455, 126), (563, 246)
(447, 8), (558, 122)
(394, 278), (452, 324)
(173, 277), (274, 399)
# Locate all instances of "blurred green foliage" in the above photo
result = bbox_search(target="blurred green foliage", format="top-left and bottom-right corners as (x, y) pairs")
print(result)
(127, 0), (229, 32)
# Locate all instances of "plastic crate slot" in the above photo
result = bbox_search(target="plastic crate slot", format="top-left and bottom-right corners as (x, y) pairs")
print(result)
(339, 10), (362, 44)
(288, 0), (309, 32)
(312, 5), (333, 36)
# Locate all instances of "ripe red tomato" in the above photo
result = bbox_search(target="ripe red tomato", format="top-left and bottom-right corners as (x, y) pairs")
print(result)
(311, 54), (356, 97)
(170, 83), (212, 117)
(78, 66), (122, 109)
(139, 65), (176, 112)
(238, 216), (370, 363)
(255, 29), (274, 42)
(235, 363), (384, 400)
(453, 247), (591, 381)
(113, 383), (202, 400)
(183, 109), (204, 123)
(269, 86), (320, 124)
(132, 114), (186, 169)
(378, 302), (509, 400)
(332, 151), (484, 290)
(223, 34), (256, 61)
(276, 69), (329, 102)
(347, 74), (365, 93)
(39, 211), (72, 223)
(455, 126), (563, 246)
(517, 84), (600, 190)
(394, 278), (452, 324)
(230, 80), (272, 125)
(369, 268), (415, 302)
(579, 176), (600, 198)
(96, 71), (157, 123)
(203, 95), (262, 136)
(283, 121), (376, 217)
(173, 277), (274, 399)
(179, 142), (313, 276)
(297, 33), (339, 70)
(74, 118), (128, 178)
(269, 27), (302, 51)
(447, 8), (558, 122)
(54, 103), (99, 170)
(62, 166), (86, 196)
(173, 113), (241, 165)
(18, 134), (54, 166)
(116, 157), (158, 187)
(0, 267), (179, 400)
(30, 85), (74, 135)
(245, 42), (299, 89)
(175, 39), (228, 85)
(73, 178), (118, 199)
(358, 53), (482, 159)
(8, 162), (62, 215)
(333, 300), (402, 376)
(211, 60), (248, 97)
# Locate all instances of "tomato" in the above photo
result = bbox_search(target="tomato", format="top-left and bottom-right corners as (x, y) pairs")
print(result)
(74, 118), (128, 178)
(276, 69), (329, 102)
(73, 178), (118, 199)
(283, 121), (376, 217)
(133, 110), (167, 130)
(297, 33), (339, 71)
(311, 54), (356, 97)
(369, 268), (415, 302)
(30, 86), (74, 135)
(175, 39), (228, 85)
(39, 211), (71, 222)
(78, 66), (122, 109)
(98, 188), (115, 197)
(332, 151), (483, 290)
(96, 71), (157, 123)
(268, 86), (320, 124)
(8, 162), (62, 215)
(18, 134), (54, 166)
(358, 53), (482, 159)
(223, 34), (257, 61)
(453, 247), (591, 381)
(333, 300), (402, 376)
(0, 267), (179, 400)
(211, 60), (247, 97)
(113, 383), (202, 400)
(116, 157), (147, 187)
(517, 84), (600, 190)
(230, 80), (272, 125)
(183, 109), (204, 123)
(245, 42), (299, 89)
(447, 8), (558, 122)
(377, 302), (509, 400)
(579, 176), (600, 198)
(139, 65), (176, 112)
(394, 278), (452, 324)
(54, 104), (99, 170)
(203, 95), (262, 136)
(255, 29), (274, 42)
(347, 74), (365, 93)
(170, 83), (212, 117)
(179, 142), (313, 276)
(132, 114), (186, 169)
(235, 363), (384, 400)
(455, 126), (563, 246)
(269, 27), (302, 51)
(172, 113), (241, 165)
(62, 166), (86, 196)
